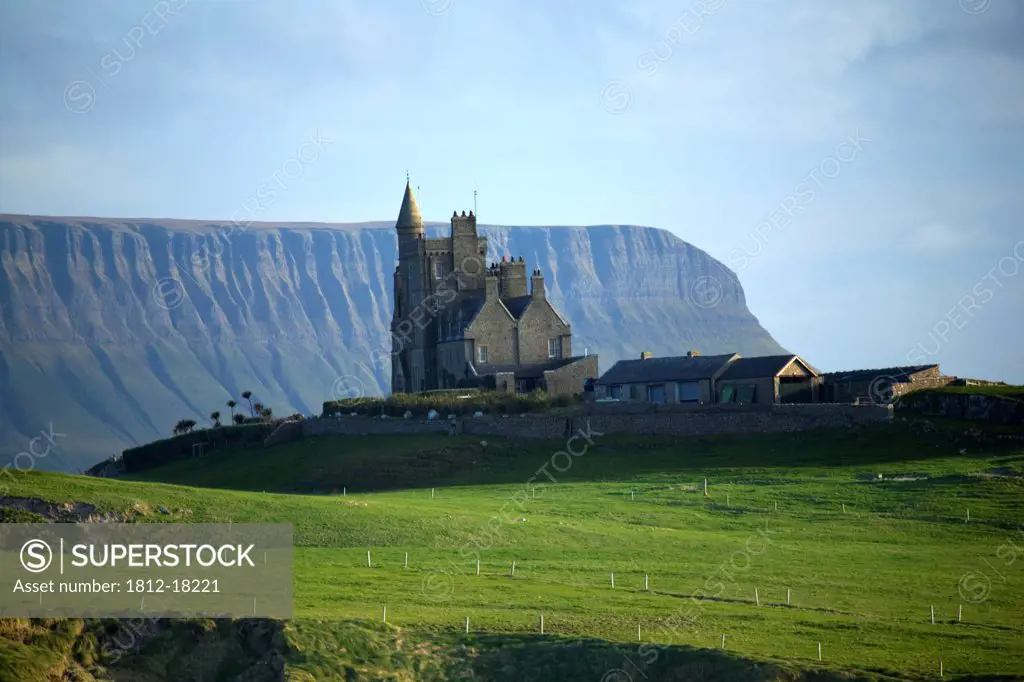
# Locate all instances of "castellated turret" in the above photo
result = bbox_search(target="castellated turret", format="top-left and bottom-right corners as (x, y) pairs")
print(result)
(451, 210), (484, 291)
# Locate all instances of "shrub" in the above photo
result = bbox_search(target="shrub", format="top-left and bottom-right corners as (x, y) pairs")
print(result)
(122, 423), (276, 473)
(322, 390), (581, 419)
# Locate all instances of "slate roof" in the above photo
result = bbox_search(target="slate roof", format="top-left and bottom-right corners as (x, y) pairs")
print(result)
(460, 293), (569, 328)
(822, 365), (938, 383)
(502, 295), (533, 319)
(459, 297), (484, 324)
(480, 357), (578, 379)
(596, 354), (737, 385)
(718, 354), (817, 380)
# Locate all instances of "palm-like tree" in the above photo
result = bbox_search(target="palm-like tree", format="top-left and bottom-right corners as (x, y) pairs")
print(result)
(233, 413), (246, 425)
(210, 411), (221, 428)
(227, 399), (237, 420)
(241, 391), (254, 417)
(260, 406), (273, 420)
(173, 418), (188, 436)
(252, 402), (264, 419)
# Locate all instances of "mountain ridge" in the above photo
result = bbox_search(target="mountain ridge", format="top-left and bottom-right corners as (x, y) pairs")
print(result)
(0, 215), (786, 471)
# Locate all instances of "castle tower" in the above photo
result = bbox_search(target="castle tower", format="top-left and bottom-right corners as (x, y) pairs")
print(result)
(396, 180), (424, 245)
(392, 180), (426, 393)
(451, 210), (484, 291)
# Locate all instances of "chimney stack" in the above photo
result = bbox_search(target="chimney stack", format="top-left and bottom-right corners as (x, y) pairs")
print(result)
(640, 351), (652, 360)
(530, 269), (546, 300)
(687, 351), (701, 358)
(485, 273), (499, 300)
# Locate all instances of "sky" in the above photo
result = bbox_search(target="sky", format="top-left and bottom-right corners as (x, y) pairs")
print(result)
(1, 0), (1022, 383)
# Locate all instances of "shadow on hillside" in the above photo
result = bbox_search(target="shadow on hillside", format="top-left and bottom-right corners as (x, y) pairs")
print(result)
(121, 421), (1024, 496)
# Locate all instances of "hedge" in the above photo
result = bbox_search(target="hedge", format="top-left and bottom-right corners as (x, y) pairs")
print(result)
(122, 423), (277, 473)
(322, 390), (579, 418)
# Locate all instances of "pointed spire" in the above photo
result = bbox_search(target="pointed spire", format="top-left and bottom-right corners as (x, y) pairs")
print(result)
(396, 178), (423, 234)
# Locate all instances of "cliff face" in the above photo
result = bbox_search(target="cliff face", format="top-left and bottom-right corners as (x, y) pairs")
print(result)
(0, 216), (786, 471)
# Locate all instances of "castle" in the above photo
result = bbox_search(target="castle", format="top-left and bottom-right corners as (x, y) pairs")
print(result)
(389, 181), (598, 395)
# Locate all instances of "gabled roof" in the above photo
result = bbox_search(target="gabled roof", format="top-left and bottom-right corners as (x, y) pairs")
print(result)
(823, 365), (938, 383)
(499, 293), (570, 328)
(597, 353), (737, 385)
(502, 295), (533, 319)
(719, 354), (817, 380)
(480, 357), (579, 379)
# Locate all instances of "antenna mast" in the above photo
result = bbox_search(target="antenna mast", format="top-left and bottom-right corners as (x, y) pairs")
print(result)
(473, 182), (478, 215)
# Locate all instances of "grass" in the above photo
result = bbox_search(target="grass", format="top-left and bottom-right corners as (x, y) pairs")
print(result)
(2, 424), (1023, 680)
(917, 385), (1024, 402)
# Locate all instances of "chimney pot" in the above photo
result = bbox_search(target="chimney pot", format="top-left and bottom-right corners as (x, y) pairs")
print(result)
(687, 351), (701, 357)
(640, 351), (652, 360)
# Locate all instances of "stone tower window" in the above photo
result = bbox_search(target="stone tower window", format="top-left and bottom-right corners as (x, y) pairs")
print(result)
(433, 261), (443, 279)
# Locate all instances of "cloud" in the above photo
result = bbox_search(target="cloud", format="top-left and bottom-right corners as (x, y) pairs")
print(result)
(902, 224), (1000, 252)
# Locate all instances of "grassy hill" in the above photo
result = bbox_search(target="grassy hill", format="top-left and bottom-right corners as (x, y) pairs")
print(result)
(2, 424), (1023, 680)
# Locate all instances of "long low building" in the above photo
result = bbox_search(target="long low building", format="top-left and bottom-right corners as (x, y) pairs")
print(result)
(595, 351), (822, 405)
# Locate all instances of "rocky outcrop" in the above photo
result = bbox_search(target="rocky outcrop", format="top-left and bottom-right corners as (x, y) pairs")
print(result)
(0, 215), (786, 470)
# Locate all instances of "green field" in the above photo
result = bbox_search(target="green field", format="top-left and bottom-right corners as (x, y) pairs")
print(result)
(2, 424), (1023, 681)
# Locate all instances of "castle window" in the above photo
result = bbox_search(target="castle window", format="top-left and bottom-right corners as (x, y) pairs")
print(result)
(478, 345), (488, 364)
(548, 337), (562, 359)
(433, 261), (443, 279)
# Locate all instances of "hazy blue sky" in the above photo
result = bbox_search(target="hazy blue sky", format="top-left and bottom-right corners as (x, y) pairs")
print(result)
(1, 0), (1021, 382)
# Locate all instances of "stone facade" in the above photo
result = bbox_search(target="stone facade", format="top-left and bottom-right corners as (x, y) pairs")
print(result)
(823, 365), (954, 403)
(543, 356), (599, 396)
(897, 391), (1023, 425)
(302, 403), (892, 440)
(389, 181), (589, 395)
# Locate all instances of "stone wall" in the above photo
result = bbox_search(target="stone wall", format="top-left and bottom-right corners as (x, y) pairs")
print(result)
(897, 391), (1023, 425)
(302, 403), (892, 441)
(544, 355), (599, 396)
(304, 415), (451, 437)
(891, 376), (957, 397)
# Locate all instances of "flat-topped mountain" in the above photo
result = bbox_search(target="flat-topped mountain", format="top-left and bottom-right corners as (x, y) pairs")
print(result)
(0, 215), (786, 470)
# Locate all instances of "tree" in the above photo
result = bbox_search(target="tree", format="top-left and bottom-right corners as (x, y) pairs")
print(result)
(173, 419), (188, 436)
(252, 402), (264, 417)
(182, 419), (197, 433)
(260, 407), (273, 420)
(227, 399), (237, 420)
(210, 411), (221, 428)
(242, 391), (254, 417)
(233, 413), (246, 425)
